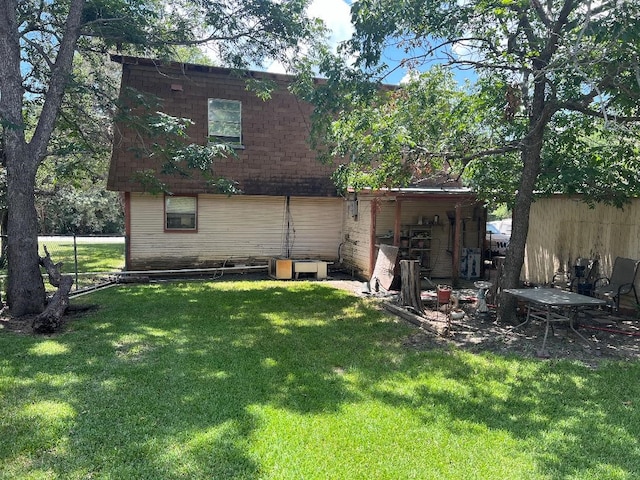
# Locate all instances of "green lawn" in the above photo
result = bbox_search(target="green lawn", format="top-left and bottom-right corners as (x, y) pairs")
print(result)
(1, 280), (639, 479)
(37, 240), (125, 274)
(0, 241), (124, 293)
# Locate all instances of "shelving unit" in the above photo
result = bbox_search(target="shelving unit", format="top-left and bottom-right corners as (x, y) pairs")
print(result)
(406, 225), (432, 275)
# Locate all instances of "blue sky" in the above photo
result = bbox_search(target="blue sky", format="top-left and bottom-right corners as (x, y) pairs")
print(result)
(266, 0), (473, 86)
(266, 0), (420, 85)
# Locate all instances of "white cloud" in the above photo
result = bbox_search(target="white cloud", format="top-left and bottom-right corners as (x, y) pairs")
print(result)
(399, 69), (420, 84)
(451, 41), (473, 59)
(308, 0), (354, 51)
(267, 0), (354, 74)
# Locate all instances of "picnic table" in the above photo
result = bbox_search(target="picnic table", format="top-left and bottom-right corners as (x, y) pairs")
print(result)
(504, 288), (606, 355)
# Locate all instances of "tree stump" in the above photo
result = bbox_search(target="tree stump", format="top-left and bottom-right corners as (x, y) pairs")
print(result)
(32, 246), (74, 333)
(400, 260), (424, 315)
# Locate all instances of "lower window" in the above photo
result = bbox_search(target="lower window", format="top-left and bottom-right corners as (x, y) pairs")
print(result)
(165, 196), (197, 231)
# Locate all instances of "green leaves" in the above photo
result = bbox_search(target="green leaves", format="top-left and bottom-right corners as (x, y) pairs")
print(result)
(537, 117), (640, 208)
(299, 59), (511, 192)
(114, 87), (241, 195)
(302, 0), (640, 210)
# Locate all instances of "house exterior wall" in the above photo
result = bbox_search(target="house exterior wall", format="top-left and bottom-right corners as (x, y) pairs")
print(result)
(525, 196), (640, 310)
(341, 198), (372, 278)
(108, 56), (338, 197)
(127, 193), (342, 270)
(287, 197), (344, 259)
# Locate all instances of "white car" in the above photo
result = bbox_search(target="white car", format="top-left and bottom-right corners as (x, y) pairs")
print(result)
(486, 223), (510, 256)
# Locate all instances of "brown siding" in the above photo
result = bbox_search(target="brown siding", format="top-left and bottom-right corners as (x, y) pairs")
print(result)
(108, 57), (337, 197)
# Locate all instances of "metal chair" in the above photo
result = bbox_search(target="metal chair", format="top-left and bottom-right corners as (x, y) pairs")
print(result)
(593, 257), (640, 311)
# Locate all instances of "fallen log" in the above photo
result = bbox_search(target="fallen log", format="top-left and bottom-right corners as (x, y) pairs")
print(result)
(383, 302), (440, 335)
(32, 246), (74, 334)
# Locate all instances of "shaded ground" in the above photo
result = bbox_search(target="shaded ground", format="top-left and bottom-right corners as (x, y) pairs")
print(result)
(0, 304), (99, 335)
(0, 315), (34, 334)
(403, 299), (640, 367)
(324, 275), (640, 367)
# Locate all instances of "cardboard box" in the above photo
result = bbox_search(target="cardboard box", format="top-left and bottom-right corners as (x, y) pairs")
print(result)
(269, 257), (293, 279)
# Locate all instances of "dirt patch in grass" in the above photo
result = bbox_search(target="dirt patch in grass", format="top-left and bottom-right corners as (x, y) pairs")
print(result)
(325, 278), (640, 366)
(0, 304), (99, 335)
(402, 301), (640, 367)
(0, 313), (34, 335)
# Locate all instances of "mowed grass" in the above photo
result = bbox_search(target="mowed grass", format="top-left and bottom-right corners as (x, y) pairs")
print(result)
(37, 239), (125, 273)
(1, 280), (639, 479)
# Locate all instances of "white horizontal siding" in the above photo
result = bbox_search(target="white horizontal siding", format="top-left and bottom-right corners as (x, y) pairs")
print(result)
(128, 193), (342, 268)
(288, 197), (343, 259)
(199, 195), (286, 258)
(342, 198), (372, 277)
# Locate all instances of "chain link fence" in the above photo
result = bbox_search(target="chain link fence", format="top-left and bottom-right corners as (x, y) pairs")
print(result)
(0, 235), (126, 296)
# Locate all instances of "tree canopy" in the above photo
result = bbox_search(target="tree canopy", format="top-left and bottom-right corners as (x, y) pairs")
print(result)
(298, 0), (640, 320)
(0, 0), (321, 316)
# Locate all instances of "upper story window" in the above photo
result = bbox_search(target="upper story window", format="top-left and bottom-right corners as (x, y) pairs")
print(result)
(165, 195), (197, 231)
(208, 99), (242, 146)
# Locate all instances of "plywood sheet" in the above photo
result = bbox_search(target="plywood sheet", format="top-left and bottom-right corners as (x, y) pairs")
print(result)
(371, 244), (399, 291)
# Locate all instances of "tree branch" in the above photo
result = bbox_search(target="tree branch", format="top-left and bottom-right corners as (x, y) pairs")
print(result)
(0, 0), (24, 123)
(30, 0), (85, 162)
(21, 35), (56, 70)
(558, 102), (640, 122)
(413, 142), (521, 164)
(539, 0), (576, 64)
(32, 245), (73, 333)
(529, 0), (553, 28)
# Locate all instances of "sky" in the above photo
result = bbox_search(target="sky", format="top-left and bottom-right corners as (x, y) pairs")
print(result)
(306, 0), (354, 55)
(266, 0), (473, 86)
(266, 0), (417, 85)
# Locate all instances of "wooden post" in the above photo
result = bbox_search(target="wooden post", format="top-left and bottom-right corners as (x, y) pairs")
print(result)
(400, 260), (424, 315)
(453, 203), (462, 285)
(481, 205), (488, 278)
(393, 199), (402, 246)
(369, 198), (378, 276)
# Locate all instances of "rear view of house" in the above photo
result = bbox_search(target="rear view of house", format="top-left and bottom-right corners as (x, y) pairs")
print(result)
(108, 56), (344, 272)
(108, 56), (487, 283)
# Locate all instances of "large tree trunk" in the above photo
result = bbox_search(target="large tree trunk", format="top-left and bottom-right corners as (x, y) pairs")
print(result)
(496, 143), (542, 323)
(494, 2), (572, 323)
(496, 72), (551, 323)
(0, 6), (45, 316)
(6, 145), (46, 316)
(1, 0), (84, 317)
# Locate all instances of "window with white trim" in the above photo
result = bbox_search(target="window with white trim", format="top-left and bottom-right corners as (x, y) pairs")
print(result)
(165, 196), (197, 230)
(208, 99), (242, 146)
